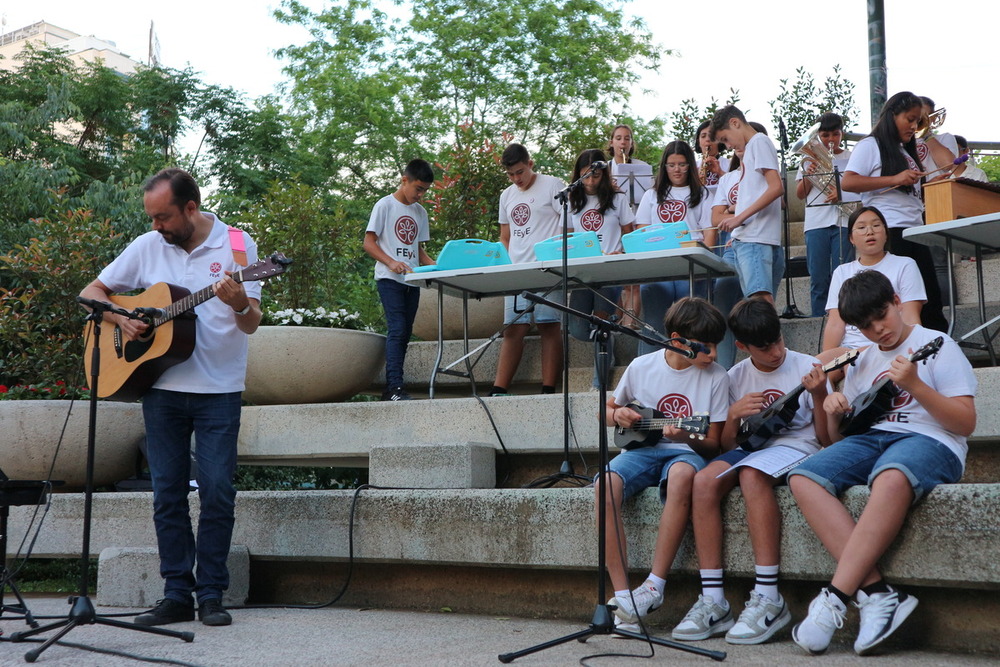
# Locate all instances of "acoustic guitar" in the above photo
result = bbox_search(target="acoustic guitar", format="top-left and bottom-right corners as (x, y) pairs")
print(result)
(83, 253), (292, 402)
(613, 403), (710, 450)
(838, 337), (944, 437)
(736, 348), (860, 452)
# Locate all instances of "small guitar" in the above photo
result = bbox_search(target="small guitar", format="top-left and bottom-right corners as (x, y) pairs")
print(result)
(614, 403), (710, 450)
(736, 349), (860, 452)
(838, 337), (944, 437)
(84, 253), (292, 402)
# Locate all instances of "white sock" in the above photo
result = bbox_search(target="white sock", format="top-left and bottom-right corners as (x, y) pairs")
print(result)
(754, 564), (780, 602)
(700, 568), (726, 606)
(614, 589), (630, 600)
(646, 574), (666, 595)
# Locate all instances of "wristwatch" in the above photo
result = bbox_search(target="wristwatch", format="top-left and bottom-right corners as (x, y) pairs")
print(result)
(234, 304), (251, 316)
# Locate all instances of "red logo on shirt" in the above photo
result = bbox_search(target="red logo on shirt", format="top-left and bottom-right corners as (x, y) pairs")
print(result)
(657, 393), (693, 417)
(511, 203), (531, 226)
(395, 216), (418, 245)
(872, 370), (914, 410)
(657, 200), (687, 223)
(580, 209), (603, 232)
(916, 143), (929, 164)
(210, 262), (222, 274)
(761, 389), (784, 409)
(727, 183), (739, 206)
(705, 171), (719, 186)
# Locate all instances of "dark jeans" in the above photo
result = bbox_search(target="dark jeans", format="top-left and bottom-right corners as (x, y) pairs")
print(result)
(377, 278), (420, 388)
(142, 389), (241, 605)
(888, 227), (948, 333)
(805, 226), (854, 317)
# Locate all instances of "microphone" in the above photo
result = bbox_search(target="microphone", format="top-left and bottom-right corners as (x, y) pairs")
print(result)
(778, 118), (789, 151)
(676, 337), (711, 358)
(76, 295), (115, 312)
(589, 161), (608, 170)
(133, 306), (167, 319)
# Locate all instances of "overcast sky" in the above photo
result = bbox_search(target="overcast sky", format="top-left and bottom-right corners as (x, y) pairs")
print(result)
(4, 1), (998, 146)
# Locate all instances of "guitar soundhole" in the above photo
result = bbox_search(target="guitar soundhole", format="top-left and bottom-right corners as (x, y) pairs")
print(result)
(123, 334), (154, 363)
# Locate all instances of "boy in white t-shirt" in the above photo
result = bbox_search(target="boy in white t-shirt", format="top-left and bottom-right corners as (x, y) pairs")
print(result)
(363, 159), (435, 401)
(795, 112), (861, 316)
(673, 299), (830, 645)
(598, 298), (729, 629)
(490, 143), (566, 397)
(789, 270), (976, 656)
(710, 106), (785, 304)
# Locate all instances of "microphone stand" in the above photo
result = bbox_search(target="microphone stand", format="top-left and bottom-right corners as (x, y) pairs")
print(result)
(778, 118), (806, 319)
(500, 292), (725, 663)
(526, 165), (605, 488)
(9, 299), (195, 661)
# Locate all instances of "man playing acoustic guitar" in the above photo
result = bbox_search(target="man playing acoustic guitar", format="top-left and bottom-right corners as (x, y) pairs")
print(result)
(789, 270), (976, 656)
(79, 168), (262, 628)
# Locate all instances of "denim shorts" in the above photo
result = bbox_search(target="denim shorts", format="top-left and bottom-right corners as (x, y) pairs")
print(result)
(787, 430), (963, 503)
(731, 240), (785, 297)
(504, 291), (564, 325)
(601, 447), (706, 504)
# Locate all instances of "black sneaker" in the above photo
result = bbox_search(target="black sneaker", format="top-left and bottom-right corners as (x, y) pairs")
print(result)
(134, 598), (194, 626)
(382, 386), (412, 401)
(198, 598), (232, 626)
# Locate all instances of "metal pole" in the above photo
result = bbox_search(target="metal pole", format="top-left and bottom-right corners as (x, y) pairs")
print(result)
(868, 0), (887, 125)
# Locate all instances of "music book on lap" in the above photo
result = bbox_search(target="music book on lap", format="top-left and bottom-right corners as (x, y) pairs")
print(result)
(715, 445), (811, 479)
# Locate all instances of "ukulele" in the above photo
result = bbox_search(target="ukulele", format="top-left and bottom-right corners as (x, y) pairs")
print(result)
(838, 337), (944, 437)
(613, 403), (710, 450)
(83, 253), (292, 402)
(736, 349), (860, 452)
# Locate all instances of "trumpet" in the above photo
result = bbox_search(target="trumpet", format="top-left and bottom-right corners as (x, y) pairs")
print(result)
(792, 123), (858, 218)
(916, 107), (947, 139)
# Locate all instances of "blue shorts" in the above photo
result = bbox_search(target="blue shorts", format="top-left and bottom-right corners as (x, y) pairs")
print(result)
(601, 447), (706, 504)
(504, 291), (563, 325)
(787, 430), (962, 503)
(731, 240), (784, 298)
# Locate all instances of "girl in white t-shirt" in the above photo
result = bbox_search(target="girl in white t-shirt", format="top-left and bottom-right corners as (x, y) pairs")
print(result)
(694, 119), (731, 194)
(635, 141), (714, 356)
(821, 206), (925, 357)
(842, 91), (948, 333)
(607, 124), (649, 328)
(567, 149), (636, 387)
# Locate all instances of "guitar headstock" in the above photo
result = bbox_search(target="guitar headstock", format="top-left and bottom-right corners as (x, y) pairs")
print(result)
(823, 348), (861, 373)
(911, 336), (944, 364)
(237, 253), (294, 283)
(678, 412), (710, 436)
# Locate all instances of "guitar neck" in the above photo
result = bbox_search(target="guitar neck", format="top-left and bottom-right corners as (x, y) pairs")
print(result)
(634, 417), (686, 429)
(154, 272), (247, 326)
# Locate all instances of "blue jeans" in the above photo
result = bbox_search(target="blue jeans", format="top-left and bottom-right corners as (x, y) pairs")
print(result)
(569, 287), (622, 388)
(731, 240), (784, 298)
(637, 280), (693, 357)
(805, 226), (853, 317)
(143, 389), (242, 604)
(377, 279), (420, 388)
(788, 430), (962, 502)
(601, 447), (706, 503)
(713, 233), (742, 368)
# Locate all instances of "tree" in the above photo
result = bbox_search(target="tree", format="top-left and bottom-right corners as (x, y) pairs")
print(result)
(668, 89), (742, 148)
(768, 65), (859, 165)
(273, 0), (663, 200)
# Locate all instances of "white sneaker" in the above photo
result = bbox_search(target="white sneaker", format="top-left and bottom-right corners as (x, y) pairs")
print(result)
(612, 615), (642, 637)
(792, 588), (847, 655)
(725, 591), (791, 645)
(671, 595), (734, 641)
(609, 580), (663, 624)
(854, 588), (918, 655)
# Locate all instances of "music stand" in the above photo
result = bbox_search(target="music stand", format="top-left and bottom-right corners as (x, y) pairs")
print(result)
(499, 293), (725, 663)
(0, 476), (56, 628)
(778, 118), (807, 319)
(8, 301), (194, 662)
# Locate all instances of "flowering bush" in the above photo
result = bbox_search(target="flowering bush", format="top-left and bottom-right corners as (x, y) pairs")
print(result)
(0, 380), (91, 401)
(260, 306), (371, 331)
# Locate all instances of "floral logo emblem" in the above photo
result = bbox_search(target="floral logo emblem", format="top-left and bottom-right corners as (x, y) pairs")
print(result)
(210, 262), (223, 274)
(580, 209), (603, 232)
(657, 393), (693, 417)
(511, 203), (531, 226)
(395, 216), (418, 244)
(657, 199), (687, 223)
(761, 388), (784, 409)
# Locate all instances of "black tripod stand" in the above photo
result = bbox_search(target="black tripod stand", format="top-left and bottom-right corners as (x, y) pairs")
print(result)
(0, 479), (53, 629)
(525, 163), (607, 488)
(9, 300), (194, 662)
(499, 293), (725, 663)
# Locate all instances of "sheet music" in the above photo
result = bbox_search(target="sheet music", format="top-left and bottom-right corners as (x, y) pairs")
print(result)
(716, 445), (811, 479)
(612, 163), (653, 209)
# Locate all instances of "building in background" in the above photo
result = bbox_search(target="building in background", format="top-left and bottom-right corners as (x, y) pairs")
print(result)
(0, 20), (140, 74)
